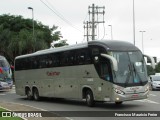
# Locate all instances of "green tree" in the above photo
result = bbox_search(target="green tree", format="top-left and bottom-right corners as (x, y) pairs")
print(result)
(155, 62), (160, 73)
(0, 14), (68, 62)
(53, 40), (69, 47)
(147, 65), (155, 75)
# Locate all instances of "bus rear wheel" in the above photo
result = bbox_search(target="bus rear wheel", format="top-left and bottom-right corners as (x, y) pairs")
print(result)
(26, 88), (32, 100)
(33, 88), (40, 101)
(86, 90), (94, 107)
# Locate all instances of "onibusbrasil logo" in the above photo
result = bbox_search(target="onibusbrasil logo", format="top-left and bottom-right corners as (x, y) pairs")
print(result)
(1, 112), (42, 118)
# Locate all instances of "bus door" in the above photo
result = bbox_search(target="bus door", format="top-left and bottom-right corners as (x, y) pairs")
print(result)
(94, 55), (113, 98)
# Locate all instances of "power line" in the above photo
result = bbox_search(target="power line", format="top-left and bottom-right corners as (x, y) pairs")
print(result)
(39, 0), (82, 32)
(44, 0), (75, 27)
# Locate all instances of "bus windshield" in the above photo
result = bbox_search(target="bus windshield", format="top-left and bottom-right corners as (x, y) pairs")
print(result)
(0, 60), (9, 67)
(112, 51), (147, 86)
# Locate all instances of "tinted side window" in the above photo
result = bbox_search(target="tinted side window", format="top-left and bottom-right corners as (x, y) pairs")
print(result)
(76, 48), (92, 65)
(15, 48), (93, 71)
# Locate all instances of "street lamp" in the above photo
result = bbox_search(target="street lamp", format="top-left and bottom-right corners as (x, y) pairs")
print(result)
(108, 25), (113, 40)
(133, 0), (136, 45)
(139, 31), (146, 53)
(28, 7), (35, 52)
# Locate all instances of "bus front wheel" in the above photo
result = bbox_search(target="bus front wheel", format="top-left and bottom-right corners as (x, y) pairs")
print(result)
(33, 88), (40, 101)
(86, 90), (94, 107)
(115, 101), (123, 105)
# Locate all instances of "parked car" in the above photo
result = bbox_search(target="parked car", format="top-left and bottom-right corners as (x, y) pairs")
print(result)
(0, 80), (10, 90)
(5, 78), (13, 89)
(150, 75), (160, 91)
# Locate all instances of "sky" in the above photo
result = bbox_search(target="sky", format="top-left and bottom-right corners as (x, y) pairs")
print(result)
(0, 0), (160, 60)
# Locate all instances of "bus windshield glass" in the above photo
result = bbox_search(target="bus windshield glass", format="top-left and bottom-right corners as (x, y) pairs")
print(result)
(112, 51), (147, 86)
(0, 60), (8, 67)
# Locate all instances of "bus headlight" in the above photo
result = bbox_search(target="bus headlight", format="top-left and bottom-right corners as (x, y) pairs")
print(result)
(114, 88), (125, 95)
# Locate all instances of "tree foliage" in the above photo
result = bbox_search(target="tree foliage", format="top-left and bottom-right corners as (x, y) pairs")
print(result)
(147, 61), (160, 75)
(155, 62), (160, 73)
(147, 65), (155, 76)
(0, 14), (68, 63)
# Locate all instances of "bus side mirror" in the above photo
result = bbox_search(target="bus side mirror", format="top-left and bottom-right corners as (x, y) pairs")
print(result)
(143, 54), (155, 69)
(101, 54), (118, 71)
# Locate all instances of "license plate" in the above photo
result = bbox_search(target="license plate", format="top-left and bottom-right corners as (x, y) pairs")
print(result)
(131, 94), (139, 98)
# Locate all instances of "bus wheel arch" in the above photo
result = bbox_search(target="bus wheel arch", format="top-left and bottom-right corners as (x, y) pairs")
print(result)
(32, 87), (40, 101)
(25, 87), (32, 100)
(82, 87), (95, 107)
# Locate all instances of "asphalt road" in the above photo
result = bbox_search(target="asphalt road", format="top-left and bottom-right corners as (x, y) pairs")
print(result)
(0, 86), (160, 120)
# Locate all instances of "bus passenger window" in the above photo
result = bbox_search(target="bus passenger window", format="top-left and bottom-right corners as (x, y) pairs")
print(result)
(48, 60), (53, 67)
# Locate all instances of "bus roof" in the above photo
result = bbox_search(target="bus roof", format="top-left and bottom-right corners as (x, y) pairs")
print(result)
(15, 40), (140, 59)
(88, 40), (139, 51)
(15, 42), (88, 59)
(0, 55), (6, 60)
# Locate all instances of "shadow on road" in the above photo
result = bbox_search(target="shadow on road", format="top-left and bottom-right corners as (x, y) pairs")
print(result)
(19, 97), (140, 110)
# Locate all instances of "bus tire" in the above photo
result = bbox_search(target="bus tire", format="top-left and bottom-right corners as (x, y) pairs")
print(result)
(86, 90), (94, 107)
(33, 88), (40, 101)
(26, 88), (32, 100)
(115, 101), (123, 105)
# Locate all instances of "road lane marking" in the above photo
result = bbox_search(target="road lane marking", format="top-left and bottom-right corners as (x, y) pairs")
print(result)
(149, 94), (156, 96)
(136, 99), (159, 104)
(66, 117), (73, 120)
(9, 90), (16, 93)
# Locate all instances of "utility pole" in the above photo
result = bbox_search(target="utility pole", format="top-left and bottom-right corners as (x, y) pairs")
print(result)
(91, 4), (95, 40)
(108, 25), (113, 40)
(84, 4), (105, 41)
(133, 0), (136, 45)
(139, 31), (146, 53)
(28, 7), (35, 52)
(84, 21), (91, 41)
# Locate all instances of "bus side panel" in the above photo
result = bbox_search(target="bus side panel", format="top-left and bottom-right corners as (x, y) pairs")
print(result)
(33, 69), (54, 97)
(62, 66), (80, 99)
(58, 65), (100, 100)
(79, 64), (114, 102)
(14, 71), (26, 96)
(51, 66), (79, 99)
(14, 64), (114, 102)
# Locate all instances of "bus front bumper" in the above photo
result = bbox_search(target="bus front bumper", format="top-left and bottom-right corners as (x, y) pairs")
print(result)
(112, 91), (149, 102)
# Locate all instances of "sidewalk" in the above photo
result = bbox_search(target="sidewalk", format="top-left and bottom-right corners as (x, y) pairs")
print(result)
(0, 102), (68, 120)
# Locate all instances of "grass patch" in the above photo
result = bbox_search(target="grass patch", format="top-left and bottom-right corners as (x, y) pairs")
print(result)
(0, 107), (23, 120)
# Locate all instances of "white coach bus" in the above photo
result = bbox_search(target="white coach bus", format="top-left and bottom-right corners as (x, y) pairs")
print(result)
(14, 40), (155, 107)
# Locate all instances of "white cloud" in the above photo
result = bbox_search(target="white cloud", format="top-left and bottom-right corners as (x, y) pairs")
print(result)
(0, 0), (160, 58)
